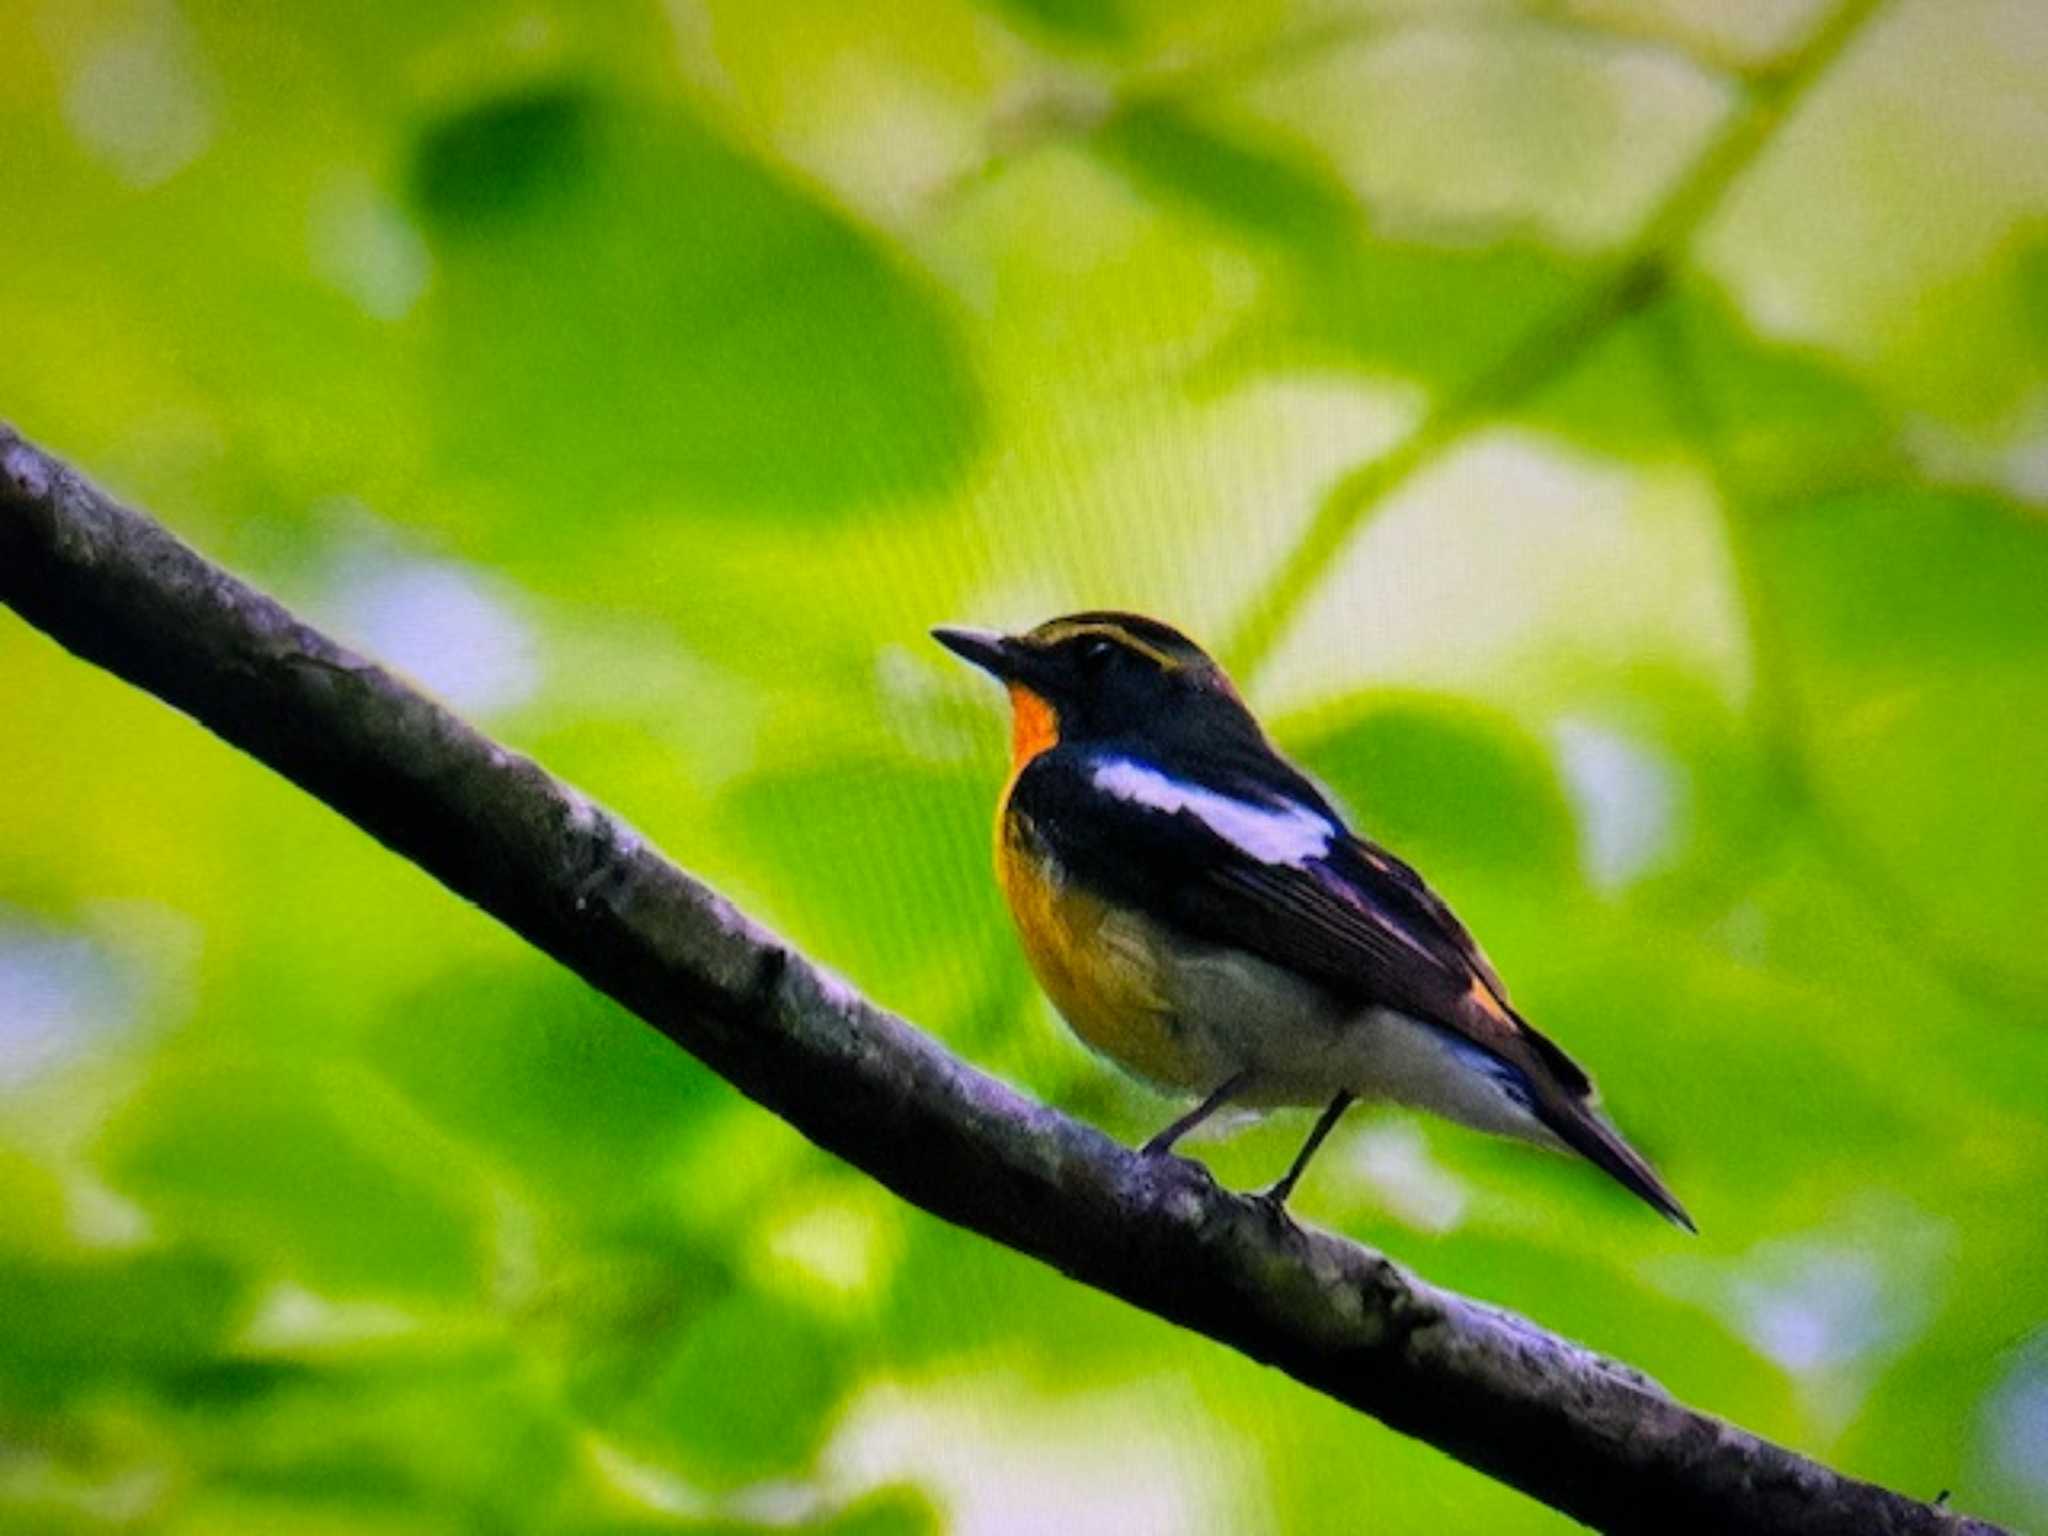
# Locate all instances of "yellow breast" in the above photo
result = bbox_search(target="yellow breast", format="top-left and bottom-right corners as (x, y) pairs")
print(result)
(996, 804), (1206, 1092)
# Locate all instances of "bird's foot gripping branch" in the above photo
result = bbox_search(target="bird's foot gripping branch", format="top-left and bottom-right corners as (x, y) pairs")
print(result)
(0, 423), (2002, 1536)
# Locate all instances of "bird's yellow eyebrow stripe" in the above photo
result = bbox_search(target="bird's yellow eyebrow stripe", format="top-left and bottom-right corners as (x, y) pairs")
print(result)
(1035, 621), (1178, 671)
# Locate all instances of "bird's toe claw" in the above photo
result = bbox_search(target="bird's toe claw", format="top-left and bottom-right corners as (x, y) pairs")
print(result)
(1251, 1186), (1299, 1227)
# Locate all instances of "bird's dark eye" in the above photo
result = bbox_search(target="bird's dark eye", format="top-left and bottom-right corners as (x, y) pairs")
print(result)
(1078, 637), (1117, 671)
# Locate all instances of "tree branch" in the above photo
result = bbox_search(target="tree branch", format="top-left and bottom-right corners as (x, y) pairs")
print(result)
(0, 424), (2000, 1535)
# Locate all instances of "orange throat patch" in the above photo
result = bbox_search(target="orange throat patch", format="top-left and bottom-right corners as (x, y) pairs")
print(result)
(1005, 684), (1059, 778)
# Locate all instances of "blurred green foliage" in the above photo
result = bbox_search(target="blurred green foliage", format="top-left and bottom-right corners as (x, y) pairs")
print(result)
(2, 0), (2046, 1531)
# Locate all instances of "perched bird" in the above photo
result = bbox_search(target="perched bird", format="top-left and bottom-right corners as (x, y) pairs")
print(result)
(934, 611), (1692, 1228)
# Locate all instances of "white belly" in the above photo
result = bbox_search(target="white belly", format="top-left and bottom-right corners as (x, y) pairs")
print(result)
(1155, 936), (1552, 1145)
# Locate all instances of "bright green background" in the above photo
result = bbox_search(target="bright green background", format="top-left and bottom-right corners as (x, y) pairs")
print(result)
(3, 0), (2047, 1531)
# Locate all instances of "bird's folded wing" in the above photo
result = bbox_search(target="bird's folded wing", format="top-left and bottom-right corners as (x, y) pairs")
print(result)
(1011, 746), (1589, 1098)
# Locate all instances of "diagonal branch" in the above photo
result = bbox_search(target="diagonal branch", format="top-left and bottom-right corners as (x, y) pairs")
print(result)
(1220, 0), (1890, 679)
(936, 0), (1779, 218)
(0, 423), (1999, 1535)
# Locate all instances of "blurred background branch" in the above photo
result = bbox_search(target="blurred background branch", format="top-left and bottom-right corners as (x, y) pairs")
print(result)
(1217, 0), (1888, 679)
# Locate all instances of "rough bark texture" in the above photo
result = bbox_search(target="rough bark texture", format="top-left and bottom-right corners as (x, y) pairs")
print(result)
(0, 423), (2003, 1536)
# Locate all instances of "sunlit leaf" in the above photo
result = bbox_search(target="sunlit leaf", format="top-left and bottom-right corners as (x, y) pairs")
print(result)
(104, 1065), (485, 1298)
(413, 86), (983, 528)
(1759, 488), (2048, 969)
(0, 1247), (246, 1406)
(984, 0), (1134, 49)
(722, 759), (1002, 1021)
(1092, 99), (1360, 252)
(634, 1294), (851, 1484)
(369, 963), (716, 1207)
(1291, 694), (1578, 890)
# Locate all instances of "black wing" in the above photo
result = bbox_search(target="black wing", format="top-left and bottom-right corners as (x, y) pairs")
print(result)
(1009, 743), (1586, 1094)
(1015, 747), (1489, 1017)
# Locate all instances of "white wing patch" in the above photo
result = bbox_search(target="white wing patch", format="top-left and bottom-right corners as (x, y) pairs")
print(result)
(1092, 758), (1333, 867)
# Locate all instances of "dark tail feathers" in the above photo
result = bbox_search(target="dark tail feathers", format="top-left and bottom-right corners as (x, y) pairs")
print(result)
(1539, 1095), (1696, 1232)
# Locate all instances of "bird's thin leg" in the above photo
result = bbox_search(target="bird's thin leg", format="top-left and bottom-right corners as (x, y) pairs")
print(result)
(1262, 1091), (1356, 1208)
(1141, 1070), (1253, 1156)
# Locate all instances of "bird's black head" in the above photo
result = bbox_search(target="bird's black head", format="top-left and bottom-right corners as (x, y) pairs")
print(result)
(932, 611), (1261, 752)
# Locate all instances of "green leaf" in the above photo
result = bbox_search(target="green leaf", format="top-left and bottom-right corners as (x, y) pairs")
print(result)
(104, 1064), (485, 1298)
(552, 1227), (735, 1423)
(411, 85), (597, 226)
(1276, 233), (1593, 394)
(1759, 488), (2048, 970)
(984, 0), (1134, 49)
(1291, 694), (1578, 891)
(635, 1294), (851, 1484)
(815, 1489), (942, 1536)
(1636, 283), (1901, 502)
(722, 758), (1003, 1017)
(551, 1485), (936, 1536)
(1092, 100), (1361, 252)
(0, 1246), (245, 1407)
(0, 1147), (69, 1255)
(369, 963), (716, 1208)
(412, 86), (982, 527)
(186, 1357), (577, 1535)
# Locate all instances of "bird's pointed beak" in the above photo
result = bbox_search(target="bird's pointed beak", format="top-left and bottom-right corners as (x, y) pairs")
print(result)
(931, 625), (1022, 682)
